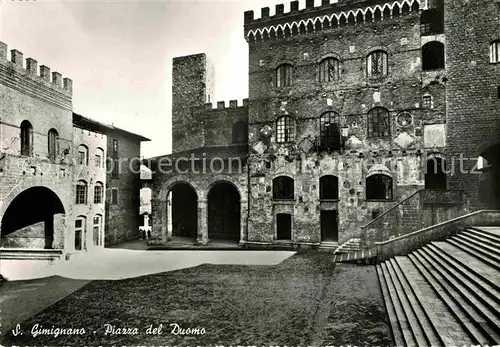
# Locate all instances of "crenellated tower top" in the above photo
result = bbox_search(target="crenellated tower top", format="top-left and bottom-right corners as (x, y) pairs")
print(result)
(0, 41), (73, 97)
(244, 0), (424, 42)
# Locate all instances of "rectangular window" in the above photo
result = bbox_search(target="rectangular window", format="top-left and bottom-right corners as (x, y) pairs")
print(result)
(94, 185), (103, 204)
(423, 95), (432, 108)
(95, 154), (101, 167)
(78, 151), (86, 165)
(490, 41), (500, 63)
(111, 188), (118, 205)
(112, 139), (119, 158)
(75, 184), (87, 204)
(368, 51), (388, 78)
(112, 159), (119, 178)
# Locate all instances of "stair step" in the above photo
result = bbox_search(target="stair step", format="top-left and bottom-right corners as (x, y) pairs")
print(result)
(427, 243), (500, 303)
(455, 234), (500, 258)
(461, 230), (500, 248)
(380, 262), (417, 347)
(422, 246), (500, 317)
(377, 264), (405, 347)
(466, 228), (500, 244)
(416, 249), (500, 343)
(432, 241), (500, 291)
(392, 257), (442, 346)
(447, 238), (500, 271)
(470, 226), (500, 238)
(409, 252), (490, 345)
(385, 259), (428, 346)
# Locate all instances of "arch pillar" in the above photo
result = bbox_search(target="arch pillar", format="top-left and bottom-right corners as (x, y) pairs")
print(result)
(240, 200), (248, 244)
(197, 198), (208, 245)
(151, 198), (166, 243)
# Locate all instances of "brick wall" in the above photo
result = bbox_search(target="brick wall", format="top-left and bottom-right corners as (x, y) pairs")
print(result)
(444, 0), (500, 208)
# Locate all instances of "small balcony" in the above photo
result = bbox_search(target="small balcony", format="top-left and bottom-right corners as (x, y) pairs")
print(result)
(313, 135), (344, 152)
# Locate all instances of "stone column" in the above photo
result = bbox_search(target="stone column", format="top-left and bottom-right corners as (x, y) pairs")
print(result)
(160, 200), (167, 243)
(151, 198), (166, 244)
(239, 200), (248, 245)
(166, 193), (173, 241)
(197, 199), (208, 245)
(53, 213), (66, 249)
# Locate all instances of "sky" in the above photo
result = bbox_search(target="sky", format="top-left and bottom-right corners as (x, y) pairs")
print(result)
(0, 0), (319, 158)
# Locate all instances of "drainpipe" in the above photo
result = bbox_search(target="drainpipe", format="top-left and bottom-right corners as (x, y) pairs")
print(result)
(246, 154), (251, 245)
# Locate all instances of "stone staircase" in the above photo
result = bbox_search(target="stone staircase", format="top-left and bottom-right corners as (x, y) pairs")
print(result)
(333, 238), (362, 254)
(377, 226), (500, 345)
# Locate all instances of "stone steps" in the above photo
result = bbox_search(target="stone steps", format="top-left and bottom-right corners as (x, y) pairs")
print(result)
(377, 227), (500, 346)
(0, 249), (63, 261)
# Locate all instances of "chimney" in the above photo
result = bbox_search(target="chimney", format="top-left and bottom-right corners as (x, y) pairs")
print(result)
(261, 7), (270, 18)
(11, 49), (23, 67)
(40, 65), (51, 81)
(26, 58), (37, 75)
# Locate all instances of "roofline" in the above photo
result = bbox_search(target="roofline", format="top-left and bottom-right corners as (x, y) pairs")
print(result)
(72, 113), (151, 142)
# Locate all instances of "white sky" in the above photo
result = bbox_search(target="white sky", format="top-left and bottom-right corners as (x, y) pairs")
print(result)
(0, 0), (321, 158)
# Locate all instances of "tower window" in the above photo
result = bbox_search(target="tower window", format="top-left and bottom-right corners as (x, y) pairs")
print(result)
(47, 129), (59, 162)
(319, 58), (340, 83)
(490, 40), (500, 63)
(423, 95), (433, 108)
(20, 120), (34, 157)
(276, 116), (295, 143)
(276, 64), (293, 87)
(367, 107), (391, 138)
(367, 50), (388, 78)
(422, 41), (445, 70)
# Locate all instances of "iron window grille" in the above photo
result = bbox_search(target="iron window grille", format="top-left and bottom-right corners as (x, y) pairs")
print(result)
(276, 64), (293, 87)
(319, 58), (340, 83)
(276, 116), (295, 143)
(367, 107), (391, 138)
(367, 51), (388, 78)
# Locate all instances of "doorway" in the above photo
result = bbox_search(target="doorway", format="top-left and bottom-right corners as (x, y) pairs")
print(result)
(321, 210), (338, 242)
(276, 213), (292, 240)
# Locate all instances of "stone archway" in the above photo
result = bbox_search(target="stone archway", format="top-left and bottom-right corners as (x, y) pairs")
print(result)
(168, 182), (198, 239)
(478, 141), (500, 208)
(207, 181), (241, 242)
(1, 186), (65, 249)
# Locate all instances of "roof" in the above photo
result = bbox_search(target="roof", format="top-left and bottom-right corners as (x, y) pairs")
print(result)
(72, 113), (151, 142)
(146, 144), (249, 163)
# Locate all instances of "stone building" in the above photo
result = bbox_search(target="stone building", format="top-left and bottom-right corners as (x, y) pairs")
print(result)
(149, 0), (500, 248)
(0, 41), (149, 261)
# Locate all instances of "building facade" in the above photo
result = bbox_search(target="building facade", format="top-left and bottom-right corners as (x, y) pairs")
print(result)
(149, 0), (500, 248)
(0, 42), (149, 259)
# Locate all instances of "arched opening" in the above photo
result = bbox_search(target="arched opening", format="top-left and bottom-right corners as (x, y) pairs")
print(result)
(478, 142), (500, 208)
(20, 120), (34, 157)
(207, 182), (240, 242)
(169, 182), (198, 239)
(320, 175), (339, 200)
(422, 41), (445, 70)
(1, 187), (65, 249)
(47, 128), (59, 162)
(366, 174), (393, 200)
(425, 156), (447, 190)
(273, 176), (294, 200)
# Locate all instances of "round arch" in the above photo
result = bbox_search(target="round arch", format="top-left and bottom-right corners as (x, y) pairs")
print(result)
(207, 181), (241, 242)
(167, 181), (199, 239)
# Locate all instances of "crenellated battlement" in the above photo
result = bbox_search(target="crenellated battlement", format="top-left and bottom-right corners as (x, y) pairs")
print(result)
(0, 41), (72, 97)
(204, 99), (250, 110)
(244, 0), (423, 42)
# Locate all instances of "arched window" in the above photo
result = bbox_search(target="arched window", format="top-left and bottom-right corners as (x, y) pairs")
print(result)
(276, 116), (295, 143)
(318, 112), (341, 149)
(75, 180), (88, 204)
(20, 120), (34, 156)
(47, 129), (59, 162)
(78, 144), (89, 166)
(273, 176), (294, 200)
(367, 107), (391, 138)
(367, 50), (388, 78)
(232, 121), (248, 144)
(366, 174), (393, 200)
(94, 181), (104, 204)
(93, 214), (102, 246)
(319, 58), (340, 82)
(95, 147), (105, 168)
(490, 40), (500, 63)
(320, 175), (339, 200)
(422, 41), (445, 70)
(74, 216), (86, 251)
(276, 64), (293, 87)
